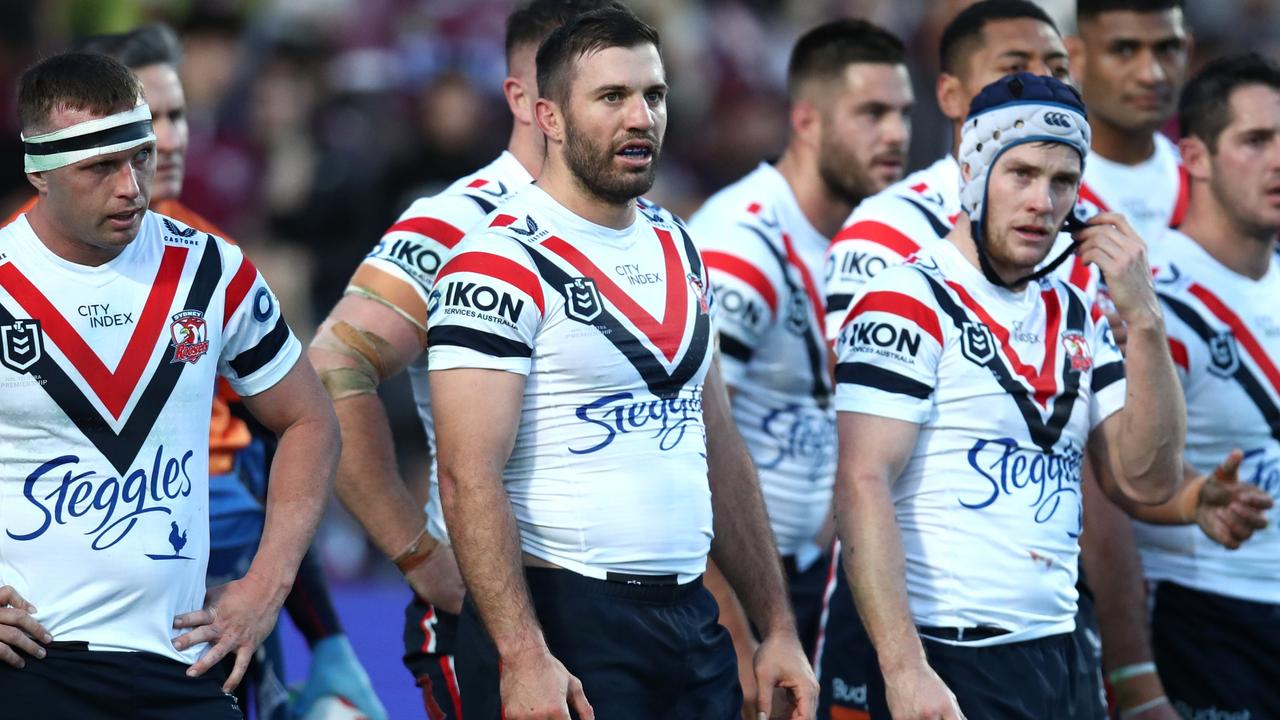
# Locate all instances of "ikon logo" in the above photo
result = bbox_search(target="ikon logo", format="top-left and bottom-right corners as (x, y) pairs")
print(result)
(0, 319), (43, 373)
(565, 277), (603, 324)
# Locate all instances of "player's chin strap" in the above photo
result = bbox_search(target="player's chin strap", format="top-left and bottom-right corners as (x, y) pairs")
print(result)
(21, 102), (155, 173)
(971, 199), (1087, 290)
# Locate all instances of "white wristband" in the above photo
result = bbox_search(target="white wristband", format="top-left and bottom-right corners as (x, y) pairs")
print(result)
(1120, 696), (1170, 718)
(1108, 661), (1157, 684)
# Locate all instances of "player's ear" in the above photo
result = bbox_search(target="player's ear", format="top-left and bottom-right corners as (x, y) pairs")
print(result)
(1179, 135), (1211, 183)
(534, 97), (563, 144)
(790, 97), (821, 149)
(937, 72), (968, 121)
(25, 170), (48, 195)
(503, 77), (534, 127)
(961, 161), (974, 183)
(1064, 35), (1086, 87)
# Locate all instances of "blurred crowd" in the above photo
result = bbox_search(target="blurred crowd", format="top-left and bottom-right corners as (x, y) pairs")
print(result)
(1, 0), (1276, 579)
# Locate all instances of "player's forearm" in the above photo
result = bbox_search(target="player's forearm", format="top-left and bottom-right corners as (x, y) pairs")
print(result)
(840, 471), (926, 675)
(331, 393), (433, 558)
(438, 465), (545, 659)
(704, 559), (759, 658)
(707, 461), (794, 638)
(1114, 318), (1185, 503)
(1080, 468), (1157, 669)
(248, 408), (341, 603)
(1120, 463), (1205, 525)
(705, 407), (794, 638)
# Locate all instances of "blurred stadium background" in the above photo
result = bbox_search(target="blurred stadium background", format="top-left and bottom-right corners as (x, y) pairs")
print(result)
(0, 0), (1276, 716)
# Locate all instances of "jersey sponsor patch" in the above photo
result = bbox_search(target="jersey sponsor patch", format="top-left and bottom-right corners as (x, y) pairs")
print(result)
(366, 231), (449, 291)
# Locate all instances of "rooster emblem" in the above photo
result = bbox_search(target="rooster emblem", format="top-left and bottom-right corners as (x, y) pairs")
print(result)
(170, 310), (210, 364)
(145, 521), (193, 560)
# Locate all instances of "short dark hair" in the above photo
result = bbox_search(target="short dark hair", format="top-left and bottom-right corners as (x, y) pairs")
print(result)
(1077, 0), (1182, 22)
(1180, 52), (1280, 152)
(77, 23), (184, 69)
(787, 19), (906, 101)
(939, 0), (1059, 76)
(505, 0), (626, 67)
(536, 7), (659, 104)
(17, 52), (143, 134)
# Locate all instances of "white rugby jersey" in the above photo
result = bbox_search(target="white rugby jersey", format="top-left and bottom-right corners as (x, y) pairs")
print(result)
(833, 240), (1126, 643)
(1136, 230), (1280, 603)
(360, 151), (531, 541)
(0, 211), (299, 661)
(1079, 133), (1188, 246)
(427, 186), (717, 581)
(824, 155), (1097, 342)
(689, 163), (835, 557)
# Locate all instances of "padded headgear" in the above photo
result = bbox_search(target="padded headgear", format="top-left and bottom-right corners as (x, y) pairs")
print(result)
(958, 73), (1092, 287)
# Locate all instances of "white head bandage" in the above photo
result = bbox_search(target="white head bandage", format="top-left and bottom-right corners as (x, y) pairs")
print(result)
(958, 76), (1091, 227)
(21, 101), (155, 173)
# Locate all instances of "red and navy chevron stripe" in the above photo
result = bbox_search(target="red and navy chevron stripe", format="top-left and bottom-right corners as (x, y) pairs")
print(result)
(0, 237), (223, 474)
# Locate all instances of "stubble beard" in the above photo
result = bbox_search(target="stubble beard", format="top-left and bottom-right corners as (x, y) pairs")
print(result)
(563, 116), (660, 206)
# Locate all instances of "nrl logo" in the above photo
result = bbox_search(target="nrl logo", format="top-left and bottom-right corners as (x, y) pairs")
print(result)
(960, 320), (996, 366)
(170, 310), (210, 364)
(564, 277), (603, 324)
(0, 319), (43, 374)
(1207, 330), (1240, 378)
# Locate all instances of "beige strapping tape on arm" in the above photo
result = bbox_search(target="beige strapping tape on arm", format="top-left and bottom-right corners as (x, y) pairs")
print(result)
(345, 285), (428, 336)
(313, 320), (397, 401)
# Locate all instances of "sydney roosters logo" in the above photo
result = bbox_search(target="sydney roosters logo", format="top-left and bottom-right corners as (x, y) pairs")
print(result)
(1060, 331), (1093, 372)
(687, 273), (710, 315)
(170, 310), (209, 364)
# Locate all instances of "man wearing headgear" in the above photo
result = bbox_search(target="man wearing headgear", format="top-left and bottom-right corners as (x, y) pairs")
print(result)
(828, 73), (1261, 719)
(0, 52), (337, 718)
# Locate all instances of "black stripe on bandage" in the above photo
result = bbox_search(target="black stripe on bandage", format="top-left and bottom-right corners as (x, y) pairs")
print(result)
(24, 120), (153, 156)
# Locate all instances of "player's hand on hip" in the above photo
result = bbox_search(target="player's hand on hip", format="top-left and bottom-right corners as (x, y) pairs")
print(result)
(500, 646), (594, 720)
(751, 631), (818, 720)
(0, 586), (51, 668)
(1196, 449), (1274, 549)
(1072, 213), (1159, 325)
(884, 661), (966, 720)
(405, 542), (465, 616)
(172, 573), (283, 692)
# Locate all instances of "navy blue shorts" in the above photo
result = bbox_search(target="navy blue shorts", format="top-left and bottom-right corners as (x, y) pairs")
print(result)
(865, 630), (1102, 720)
(455, 568), (741, 719)
(1152, 581), (1280, 719)
(403, 594), (463, 719)
(0, 645), (242, 719)
(816, 555), (1105, 720)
